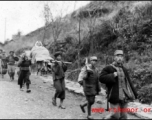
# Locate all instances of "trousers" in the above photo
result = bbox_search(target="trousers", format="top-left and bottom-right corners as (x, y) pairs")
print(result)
(54, 78), (65, 100)
(104, 101), (128, 119)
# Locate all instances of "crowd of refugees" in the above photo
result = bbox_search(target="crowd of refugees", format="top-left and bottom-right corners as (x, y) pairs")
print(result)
(0, 47), (138, 119)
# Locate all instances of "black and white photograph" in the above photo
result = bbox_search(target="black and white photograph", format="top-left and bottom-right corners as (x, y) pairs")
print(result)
(0, 1), (152, 119)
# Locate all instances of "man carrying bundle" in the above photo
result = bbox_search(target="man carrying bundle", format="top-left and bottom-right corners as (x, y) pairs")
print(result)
(78, 56), (101, 119)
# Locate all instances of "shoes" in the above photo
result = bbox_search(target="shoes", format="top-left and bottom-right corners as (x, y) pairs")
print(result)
(80, 105), (85, 113)
(26, 89), (31, 93)
(59, 105), (66, 109)
(87, 115), (94, 120)
(52, 98), (57, 106)
(20, 88), (24, 91)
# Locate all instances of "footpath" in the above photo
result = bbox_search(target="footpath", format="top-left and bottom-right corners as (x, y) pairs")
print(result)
(37, 73), (152, 119)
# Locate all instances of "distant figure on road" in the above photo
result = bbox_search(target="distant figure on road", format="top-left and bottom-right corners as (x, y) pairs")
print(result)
(78, 56), (101, 120)
(0, 51), (8, 78)
(18, 52), (32, 92)
(6, 51), (19, 81)
(51, 52), (68, 109)
(99, 49), (138, 119)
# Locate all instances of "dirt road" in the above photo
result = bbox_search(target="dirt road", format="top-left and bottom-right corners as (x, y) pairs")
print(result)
(0, 73), (140, 119)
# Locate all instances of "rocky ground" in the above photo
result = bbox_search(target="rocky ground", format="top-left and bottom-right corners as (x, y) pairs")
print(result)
(0, 72), (140, 119)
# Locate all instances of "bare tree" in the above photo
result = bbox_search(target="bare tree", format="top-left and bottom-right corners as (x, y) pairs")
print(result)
(77, 5), (100, 55)
(43, 2), (65, 54)
(85, 9), (100, 55)
(42, 3), (50, 46)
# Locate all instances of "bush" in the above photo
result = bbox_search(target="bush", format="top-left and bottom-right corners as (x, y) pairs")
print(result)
(66, 69), (81, 82)
(137, 85), (152, 104)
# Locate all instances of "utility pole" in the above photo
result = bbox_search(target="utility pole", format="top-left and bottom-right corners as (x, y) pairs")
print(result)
(4, 18), (6, 42)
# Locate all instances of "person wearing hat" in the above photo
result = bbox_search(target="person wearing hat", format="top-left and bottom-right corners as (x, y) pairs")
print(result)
(6, 51), (19, 81)
(51, 51), (68, 109)
(17, 52), (32, 92)
(78, 56), (101, 119)
(99, 49), (138, 119)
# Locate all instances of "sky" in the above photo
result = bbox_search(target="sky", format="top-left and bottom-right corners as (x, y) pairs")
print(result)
(0, 1), (90, 43)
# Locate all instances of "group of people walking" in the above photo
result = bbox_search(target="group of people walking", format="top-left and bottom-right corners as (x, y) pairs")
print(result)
(49, 48), (138, 119)
(0, 50), (18, 80)
(78, 49), (138, 119)
(0, 50), (32, 93)
(0, 48), (138, 119)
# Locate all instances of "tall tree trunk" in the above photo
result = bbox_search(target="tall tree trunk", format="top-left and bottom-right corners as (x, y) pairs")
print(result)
(42, 27), (46, 46)
(78, 18), (81, 68)
(89, 31), (94, 55)
(53, 39), (57, 55)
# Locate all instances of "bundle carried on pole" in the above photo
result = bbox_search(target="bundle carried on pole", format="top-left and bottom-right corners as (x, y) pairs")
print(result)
(30, 41), (53, 64)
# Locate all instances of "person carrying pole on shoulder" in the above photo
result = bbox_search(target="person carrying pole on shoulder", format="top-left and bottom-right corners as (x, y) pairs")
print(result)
(51, 52), (68, 109)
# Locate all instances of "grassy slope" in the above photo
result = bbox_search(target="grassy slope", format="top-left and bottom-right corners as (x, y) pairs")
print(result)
(2, 1), (151, 57)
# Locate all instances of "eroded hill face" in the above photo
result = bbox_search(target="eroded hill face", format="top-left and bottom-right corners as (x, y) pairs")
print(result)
(2, 1), (151, 54)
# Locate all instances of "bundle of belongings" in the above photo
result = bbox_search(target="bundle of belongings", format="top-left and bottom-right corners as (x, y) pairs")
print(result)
(30, 41), (53, 64)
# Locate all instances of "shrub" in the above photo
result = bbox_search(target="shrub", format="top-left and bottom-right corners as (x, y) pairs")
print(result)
(137, 85), (152, 104)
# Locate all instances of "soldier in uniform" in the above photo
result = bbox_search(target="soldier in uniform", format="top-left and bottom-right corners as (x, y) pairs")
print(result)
(78, 56), (101, 119)
(6, 51), (19, 81)
(99, 49), (138, 119)
(51, 52), (68, 109)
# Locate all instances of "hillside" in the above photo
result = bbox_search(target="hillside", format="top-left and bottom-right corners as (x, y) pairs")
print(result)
(1, 1), (144, 53)
(2, 1), (152, 104)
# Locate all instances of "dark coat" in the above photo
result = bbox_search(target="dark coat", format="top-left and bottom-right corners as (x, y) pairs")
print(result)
(18, 59), (31, 85)
(6, 55), (19, 65)
(51, 61), (67, 81)
(99, 65), (138, 104)
(78, 66), (101, 96)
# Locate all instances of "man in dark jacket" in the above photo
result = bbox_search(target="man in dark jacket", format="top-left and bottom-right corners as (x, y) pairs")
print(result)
(51, 52), (68, 109)
(99, 50), (138, 119)
(78, 56), (101, 119)
(6, 51), (19, 81)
